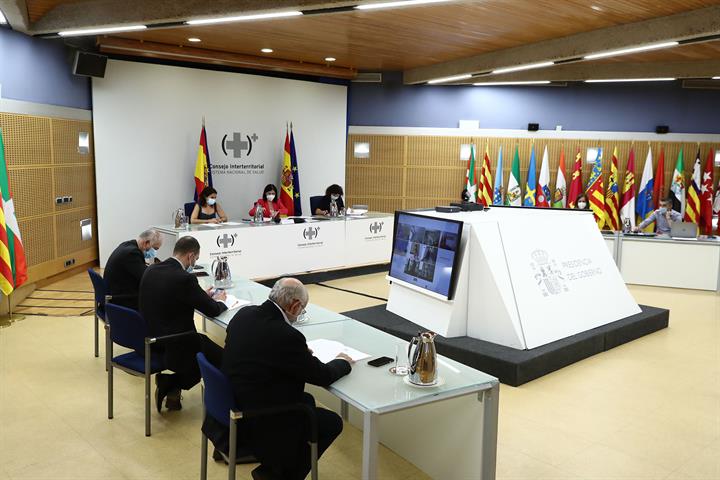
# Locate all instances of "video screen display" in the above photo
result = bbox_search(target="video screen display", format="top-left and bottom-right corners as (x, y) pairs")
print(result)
(389, 212), (463, 299)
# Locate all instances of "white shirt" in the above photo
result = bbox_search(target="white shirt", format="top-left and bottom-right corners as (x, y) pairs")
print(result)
(271, 300), (293, 327)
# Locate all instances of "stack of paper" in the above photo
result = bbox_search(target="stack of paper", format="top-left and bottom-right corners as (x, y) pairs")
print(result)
(307, 339), (371, 363)
(222, 294), (250, 311)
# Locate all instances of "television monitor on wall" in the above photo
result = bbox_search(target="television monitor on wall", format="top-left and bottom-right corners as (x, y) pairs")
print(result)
(389, 211), (464, 300)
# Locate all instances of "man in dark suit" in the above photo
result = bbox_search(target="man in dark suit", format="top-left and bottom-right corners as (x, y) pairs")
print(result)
(104, 229), (162, 309)
(139, 236), (228, 412)
(219, 278), (353, 480)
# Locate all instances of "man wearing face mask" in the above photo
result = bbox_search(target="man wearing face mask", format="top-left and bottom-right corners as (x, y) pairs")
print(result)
(139, 236), (229, 412)
(249, 183), (288, 219)
(104, 229), (162, 310)
(314, 184), (345, 216)
(633, 197), (682, 235)
(207, 278), (353, 480)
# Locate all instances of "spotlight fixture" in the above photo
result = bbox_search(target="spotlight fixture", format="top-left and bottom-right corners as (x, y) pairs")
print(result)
(186, 11), (302, 26)
(492, 61), (554, 75)
(584, 41), (679, 60)
(187, 37), (201, 42)
(59, 25), (147, 37)
(325, 57), (336, 62)
(356, 0), (450, 10)
(585, 78), (675, 83)
(427, 74), (472, 84)
(261, 48), (274, 53)
(474, 81), (551, 86)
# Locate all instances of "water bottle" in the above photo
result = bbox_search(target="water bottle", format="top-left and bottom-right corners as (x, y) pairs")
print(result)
(329, 199), (339, 218)
(253, 202), (265, 224)
(622, 217), (631, 233)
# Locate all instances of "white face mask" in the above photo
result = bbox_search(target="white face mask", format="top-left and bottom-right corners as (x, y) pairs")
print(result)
(331, 194), (340, 201)
(207, 198), (216, 206)
(266, 194), (276, 202)
(577, 201), (587, 209)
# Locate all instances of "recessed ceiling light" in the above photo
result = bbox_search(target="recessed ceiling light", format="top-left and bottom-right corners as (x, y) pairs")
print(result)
(261, 48), (274, 53)
(0, 9), (7, 24)
(590, 5), (603, 11)
(325, 57), (336, 62)
(356, 0), (450, 10)
(585, 78), (676, 83)
(188, 37), (201, 42)
(713, 76), (720, 80)
(186, 11), (302, 26)
(58, 25), (147, 37)
(492, 61), (555, 75)
(427, 74), (472, 84)
(584, 41), (679, 60)
(474, 81), (551, 86)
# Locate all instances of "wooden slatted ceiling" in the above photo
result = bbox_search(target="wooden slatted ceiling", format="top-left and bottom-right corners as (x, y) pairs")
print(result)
(25, 0), (85, 22)
(111, 0), (720, 71)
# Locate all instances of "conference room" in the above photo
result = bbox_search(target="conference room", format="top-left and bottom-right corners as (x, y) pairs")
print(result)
(1, 1), (719, 479)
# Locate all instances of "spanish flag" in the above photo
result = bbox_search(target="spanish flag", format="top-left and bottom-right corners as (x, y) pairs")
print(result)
(193, 121), (212, 200)
(0, 129), (28, 295)
(280, 127), (294, 215)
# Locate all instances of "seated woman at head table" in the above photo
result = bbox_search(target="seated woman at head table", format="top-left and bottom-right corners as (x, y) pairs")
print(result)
(190, 186), (228, 224)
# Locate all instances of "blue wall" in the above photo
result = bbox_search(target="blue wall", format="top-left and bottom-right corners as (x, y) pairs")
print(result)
(349, 72), (720, 134)
(0, 28), (91, 110)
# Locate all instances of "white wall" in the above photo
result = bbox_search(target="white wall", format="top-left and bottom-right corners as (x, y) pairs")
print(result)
(93, 60), (347, 265)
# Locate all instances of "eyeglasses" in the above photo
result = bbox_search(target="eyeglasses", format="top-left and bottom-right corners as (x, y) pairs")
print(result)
(296, 307), (309, 324)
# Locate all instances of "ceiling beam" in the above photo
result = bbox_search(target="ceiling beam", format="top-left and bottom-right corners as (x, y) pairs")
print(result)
(0, 0), (29, 32)
(404, 5), (720, 84)
(29, 0), (361, 34)
(97, 36), (357, 79)
(462, 60), (720, 84)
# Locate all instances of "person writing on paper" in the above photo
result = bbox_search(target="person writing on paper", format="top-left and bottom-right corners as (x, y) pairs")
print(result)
(206, 278), (352, 480)
(249, 184), (288, 219)
(139, 236), (228, 412)
(633, 197), (682, 235)
(191, 186), (228, 224)
(314, 184), (345, 216)
(104, 229), (162, 310)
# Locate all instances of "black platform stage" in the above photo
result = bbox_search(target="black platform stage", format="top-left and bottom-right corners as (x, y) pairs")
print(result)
(341, 305), (669, 386)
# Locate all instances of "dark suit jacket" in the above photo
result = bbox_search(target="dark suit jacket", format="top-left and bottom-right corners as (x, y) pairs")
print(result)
(316, 194), (344, 213)
(214, 300), (350, 464)
(104, 240), (146, 309)
(139, 258), (227, 371)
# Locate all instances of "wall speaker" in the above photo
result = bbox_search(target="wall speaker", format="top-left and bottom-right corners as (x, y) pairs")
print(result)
(528, 123), (539, 131)
(655, 125), (669, 134)
(72, 51), (107, 78)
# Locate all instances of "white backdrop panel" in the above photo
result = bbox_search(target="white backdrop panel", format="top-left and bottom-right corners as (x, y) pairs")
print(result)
(93, 60), (347, 264)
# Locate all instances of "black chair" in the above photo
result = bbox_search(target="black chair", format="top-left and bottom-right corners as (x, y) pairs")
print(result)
(87, 269), (108, 359)
(309, 195), (324, 215)
(196, 352), (319, 480)
(105, 303), (195, 436)
(184, 202), (196, 218)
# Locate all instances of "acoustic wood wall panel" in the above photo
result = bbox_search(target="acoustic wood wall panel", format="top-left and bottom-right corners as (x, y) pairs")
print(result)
(406, 136), (472, 167)
(51, 119), (94, 164)
(54, 165), (96, 210)
(18, 217), (55, 266)
(55, 208), (97, 257)
(346, 135), (404, 166)
(406, 166), (465, 199)
(8, 167), (55, 218)
(346, 165), (403, 197)
(0, 113), (52, 167)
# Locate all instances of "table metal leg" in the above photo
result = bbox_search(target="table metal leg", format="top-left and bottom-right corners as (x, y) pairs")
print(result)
(341, 400), (349, 421)
(362, 411), (379, 480)
(480, 383), (499, 480)
(202, 316), (207, 333)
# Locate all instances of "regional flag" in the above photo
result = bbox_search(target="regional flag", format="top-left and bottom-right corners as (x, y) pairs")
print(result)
(653, 147), (665, 207)
(506, 145), (522, 206)
(636, 148), (655, 232)
(523, 145), (537, 207)
(670, 148), (686, 215)
(465, 144), (478, 202)
(586, 148), (605, 228)
(289, 126), (302, 216)
(280, 127), (294, 214)
(619, 148), (636, 228)
(604, 147), (620, 231)
(684, 150), (701, 224)
(552, 146), (567, 208)
(479, 144), (493, 207)
(567, 148), (583, 209)
(536, 146), (551, 208)
(492, 146), (504, 205)
(700, 149), (714, 235)
(193, 121), (213, 201)
(0, 129), (28, 294)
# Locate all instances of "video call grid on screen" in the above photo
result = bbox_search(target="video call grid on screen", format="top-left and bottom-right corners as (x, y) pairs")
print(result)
(389, 212), (463, 299)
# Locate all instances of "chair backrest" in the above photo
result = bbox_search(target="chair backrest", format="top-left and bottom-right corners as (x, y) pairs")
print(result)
(184, 202), (196, 218)
(105, 303), (148, 352)
(309, 195), (324, 214)
(197, 352), (235, 427)
(87, 268), (107, 313)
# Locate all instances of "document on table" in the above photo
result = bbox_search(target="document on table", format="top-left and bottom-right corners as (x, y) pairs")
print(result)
(307, 339), (371, 363)
(222, 221), (243, 226)
(221, 294), (250, 311)
(200, 223), (223, 228)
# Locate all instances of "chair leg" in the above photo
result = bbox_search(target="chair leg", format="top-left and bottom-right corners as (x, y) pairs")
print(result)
(228, 419), (237, 480)
(94, 314), (99, 358)
(145, 341), (152, 437)
(106, 325), (113, 419)
(200, 431), (209, 480)
(310, 441), (319, 480)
